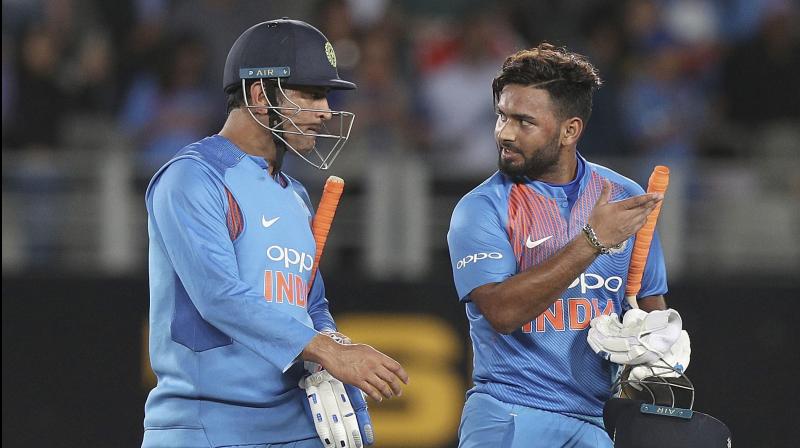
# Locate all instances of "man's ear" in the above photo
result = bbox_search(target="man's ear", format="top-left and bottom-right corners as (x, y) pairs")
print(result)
(560, 117), (584, 146)
(248, 81), (269, 114)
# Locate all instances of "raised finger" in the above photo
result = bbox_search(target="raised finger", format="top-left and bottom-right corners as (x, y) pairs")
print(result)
(630, 203), (656, 220)
(367, 374), (395, 399)
(619, 203), (655, 226)
(622, 195), (658, 210)
(383, 357), (409, 384)
(619, 193), (662, 210)
(376, 366), (405, 397)
(594, 179), (612, 206)
(359, 380), (384, 403)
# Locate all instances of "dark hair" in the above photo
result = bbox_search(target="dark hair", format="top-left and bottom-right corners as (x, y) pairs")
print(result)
(226, 80), (250, 114)
(492, 43), (602, 123)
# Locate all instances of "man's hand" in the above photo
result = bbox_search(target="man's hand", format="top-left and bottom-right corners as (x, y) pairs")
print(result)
(588, 180), (663, 248)
(302, 334), (408, 402)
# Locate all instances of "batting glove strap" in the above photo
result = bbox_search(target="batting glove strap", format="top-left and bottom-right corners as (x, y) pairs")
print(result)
(300, 370), (374, 448)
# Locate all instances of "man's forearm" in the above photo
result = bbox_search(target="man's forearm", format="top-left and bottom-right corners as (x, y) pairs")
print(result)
(471, 234), (599, 333)
(301, 333), (340, 366)
(638, 295), (666, 312)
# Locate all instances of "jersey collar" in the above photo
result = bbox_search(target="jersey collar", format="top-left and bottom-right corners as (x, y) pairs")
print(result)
(211, 134), (248, 161)
(213, 134), (289, 187)
(515, 152), (592, 200)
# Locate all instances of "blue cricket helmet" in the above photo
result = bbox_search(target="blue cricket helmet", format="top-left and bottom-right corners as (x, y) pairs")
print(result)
(223, 19), (356, 92)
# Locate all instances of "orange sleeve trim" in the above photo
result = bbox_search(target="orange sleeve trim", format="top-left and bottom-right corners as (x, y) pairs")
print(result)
(225, 188), (244, 241)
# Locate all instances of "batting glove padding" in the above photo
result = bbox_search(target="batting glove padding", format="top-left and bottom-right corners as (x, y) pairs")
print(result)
(344, 383), (374, 446)
(629, 329), (691, 386)
(587, 309), (683, 365)
(299, 369), (374, 448)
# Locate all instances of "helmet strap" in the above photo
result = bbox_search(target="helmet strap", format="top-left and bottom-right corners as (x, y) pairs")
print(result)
(263, 81), (284, 175)
(271, 136), (286, 176)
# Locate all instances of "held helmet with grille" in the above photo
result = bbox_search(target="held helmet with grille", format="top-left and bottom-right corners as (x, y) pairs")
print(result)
(603, 365), (732, 447)
(617, 363), (695, 409)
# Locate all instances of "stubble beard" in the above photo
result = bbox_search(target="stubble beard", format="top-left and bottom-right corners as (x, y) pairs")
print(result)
(277, 116), (319, 156)
(497, 132), (561, 180)
(284, 134), (317, 155)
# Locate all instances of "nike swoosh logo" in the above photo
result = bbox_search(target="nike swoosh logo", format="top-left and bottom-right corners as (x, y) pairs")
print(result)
(261, 216), (280, 228)
(526, 235), (552, 249)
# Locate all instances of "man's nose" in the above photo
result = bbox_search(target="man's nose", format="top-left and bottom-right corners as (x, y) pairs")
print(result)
(497, 120), (515, 143)
(314, 98), (333, 121)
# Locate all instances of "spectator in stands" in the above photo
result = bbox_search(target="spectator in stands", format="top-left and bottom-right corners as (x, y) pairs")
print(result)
(721, 1), (799, 127)
(419, 12), (517, 176)
(119, 32), (218, 177)
(7, 24), (69, 148)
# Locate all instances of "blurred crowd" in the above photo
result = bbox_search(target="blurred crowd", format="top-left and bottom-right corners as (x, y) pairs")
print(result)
(4, 0), (798, 175)
(2, 0), (799, 273)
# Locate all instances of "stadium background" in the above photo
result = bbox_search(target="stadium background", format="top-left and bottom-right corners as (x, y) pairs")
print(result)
(2, 0), (798, 447)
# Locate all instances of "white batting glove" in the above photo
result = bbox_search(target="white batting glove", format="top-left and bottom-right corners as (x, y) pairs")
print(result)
(629, 329), (691, 385)
(587, 309), (683, 365)
(299, 369), (374, 448)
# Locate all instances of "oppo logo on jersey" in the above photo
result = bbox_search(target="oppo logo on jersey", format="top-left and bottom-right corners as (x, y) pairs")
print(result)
(266, 245), (314, 273)
(569, 273), (623, 294)
(456, 252), (503, 270)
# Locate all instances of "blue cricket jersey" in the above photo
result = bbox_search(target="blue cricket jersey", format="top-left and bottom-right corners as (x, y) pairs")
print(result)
(143, 135), (334, 446)
(447, 153), (667, 420)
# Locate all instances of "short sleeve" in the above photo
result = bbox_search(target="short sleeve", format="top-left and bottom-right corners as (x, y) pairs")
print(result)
(447, 194), (517, 302)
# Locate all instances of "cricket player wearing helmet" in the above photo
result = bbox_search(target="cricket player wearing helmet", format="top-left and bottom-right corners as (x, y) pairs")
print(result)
(142, 19), (407, 448)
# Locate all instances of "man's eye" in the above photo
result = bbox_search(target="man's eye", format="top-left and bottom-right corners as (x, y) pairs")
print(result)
(310, 90), (329, 100)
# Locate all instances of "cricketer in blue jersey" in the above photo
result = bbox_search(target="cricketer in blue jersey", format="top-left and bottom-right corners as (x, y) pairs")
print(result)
(447, 43), (671, 448)
(142, 20), (407, 448)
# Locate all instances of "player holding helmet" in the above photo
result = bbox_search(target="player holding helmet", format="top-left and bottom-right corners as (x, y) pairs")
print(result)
(446, 43), (692, 447)
(142, 19), (407, 448)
